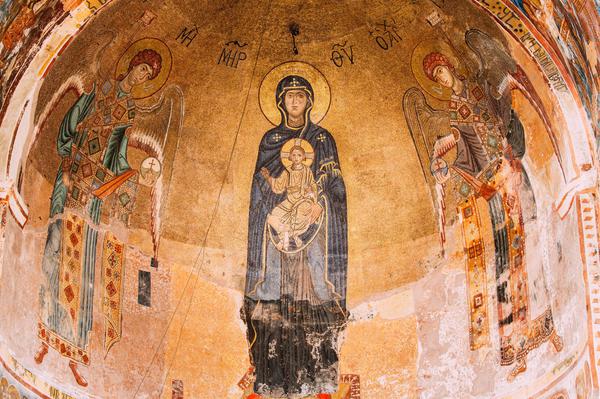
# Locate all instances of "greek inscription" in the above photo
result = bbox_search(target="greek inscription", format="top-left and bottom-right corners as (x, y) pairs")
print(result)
(176, 25), (198, 47)
(330, 41), (355, 68)
(474, 0), (567, 92)
(217, 40), (248, 69)
(369, 18), (402, 51)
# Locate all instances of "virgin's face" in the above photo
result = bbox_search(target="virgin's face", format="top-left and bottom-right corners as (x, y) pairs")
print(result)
(284, 89), (308, 119)
(127, 63), (152, 86)
(433, 65), (454, 88)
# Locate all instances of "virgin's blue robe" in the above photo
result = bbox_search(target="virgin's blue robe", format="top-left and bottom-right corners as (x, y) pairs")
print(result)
(243, 75), (348, 396)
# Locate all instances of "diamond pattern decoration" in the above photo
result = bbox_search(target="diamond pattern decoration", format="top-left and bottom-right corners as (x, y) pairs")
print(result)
(106, 281), (117, 297)
(487, 136), (498, 148)
(119, 192), (131, 206)
(113, 104), (126, 120)
(64, 285), (75, 302)
(95, 168), (106, 181)
(458, 104), (472, 119)
(70, 233), (79, 246)
(472, 86), (484, 101)
(81, 163), (92, 178)
(88, 137), (101, 155)
(463, 206), (473, 218)
(108, 252), (118, 267)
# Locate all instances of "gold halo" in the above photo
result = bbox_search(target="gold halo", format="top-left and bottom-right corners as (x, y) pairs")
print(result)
(259, 61), (331, 126)
(411, 39), (467, 100)
(115, 38), (172, 99)
(281, 138), (314, 169)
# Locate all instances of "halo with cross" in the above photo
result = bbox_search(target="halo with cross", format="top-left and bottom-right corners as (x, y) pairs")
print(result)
(259, 61), (331, 126)
(280, 138), (315, 169)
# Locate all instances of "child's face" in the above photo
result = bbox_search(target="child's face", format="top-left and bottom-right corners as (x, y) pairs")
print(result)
(289, 149), (305, 165)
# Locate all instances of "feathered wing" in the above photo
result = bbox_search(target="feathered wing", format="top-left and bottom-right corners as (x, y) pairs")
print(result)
(403, 87), (451, 253)
(465, 29), (516, 90)
(32, 74), (85, 144)
(82, 30), (117, 83)
(465, 28), (564, 170)
(128, 85), (185, 259)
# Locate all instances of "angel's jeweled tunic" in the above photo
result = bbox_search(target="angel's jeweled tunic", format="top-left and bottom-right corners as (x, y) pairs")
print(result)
(38, 80), (137, 364)
(447, 79), (556, 367)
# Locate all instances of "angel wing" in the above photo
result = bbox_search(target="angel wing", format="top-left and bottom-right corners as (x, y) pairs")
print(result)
(465, 28), (564, 172)
(403, 87), (451, 254)
(33, 30), (115, 139)
(403, 87), (450, 186)
(32, 74), (85, 146)
(464, 29), (516, 90)
(81, 30), (117, 82)
(128, 85), (184, 261)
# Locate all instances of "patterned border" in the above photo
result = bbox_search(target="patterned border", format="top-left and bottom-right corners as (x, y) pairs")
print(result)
(459, 196), (490, 350)
(576, 192), (600, 389)
(37, 323), (89, 365)
(470, 0), (569, 92)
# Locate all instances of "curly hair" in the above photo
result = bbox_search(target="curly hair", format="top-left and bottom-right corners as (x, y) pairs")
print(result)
(117, 48), (162, 81)
(288, 145), (306, 160)
(423, 52), (455, 82)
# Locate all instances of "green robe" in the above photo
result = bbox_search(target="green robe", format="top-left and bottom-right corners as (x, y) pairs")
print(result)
(39, 82), (133, 362)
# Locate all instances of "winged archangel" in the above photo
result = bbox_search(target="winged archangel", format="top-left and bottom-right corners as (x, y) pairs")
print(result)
(32, 35), (183, 387)
(403, 29), (563, 380)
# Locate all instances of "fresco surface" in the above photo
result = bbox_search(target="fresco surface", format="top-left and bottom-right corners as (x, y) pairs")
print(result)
(0, 0), (597, 398)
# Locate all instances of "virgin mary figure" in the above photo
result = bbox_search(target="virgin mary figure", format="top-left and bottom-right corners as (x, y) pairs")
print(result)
(242, 75), (348, 398)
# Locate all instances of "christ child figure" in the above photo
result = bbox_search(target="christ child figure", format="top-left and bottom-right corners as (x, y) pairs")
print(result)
(261, 145), (321, 251)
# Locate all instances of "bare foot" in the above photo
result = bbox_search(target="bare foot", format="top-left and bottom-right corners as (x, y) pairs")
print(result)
(34, 342), (48, 364)
(69, 360), (88, 387)
(507, 358), (526, 381)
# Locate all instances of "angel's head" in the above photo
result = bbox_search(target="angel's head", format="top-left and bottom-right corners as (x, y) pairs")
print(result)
(423, 52), (457, 89)
(118, 49), (162, 87)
